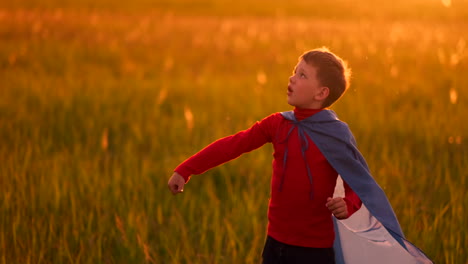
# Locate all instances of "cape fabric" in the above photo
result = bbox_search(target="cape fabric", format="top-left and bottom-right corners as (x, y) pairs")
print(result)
(281, 110), (432, 264)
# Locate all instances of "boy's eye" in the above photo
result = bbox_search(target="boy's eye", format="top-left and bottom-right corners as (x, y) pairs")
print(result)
(300, 73), (306, 78)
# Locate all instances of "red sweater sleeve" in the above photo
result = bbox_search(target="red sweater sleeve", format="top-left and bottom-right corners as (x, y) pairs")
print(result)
(343, 180), (362, 217)
(174, 114), (278, 182)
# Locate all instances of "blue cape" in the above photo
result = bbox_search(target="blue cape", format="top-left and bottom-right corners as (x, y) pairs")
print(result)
(281, 110), (432, 264)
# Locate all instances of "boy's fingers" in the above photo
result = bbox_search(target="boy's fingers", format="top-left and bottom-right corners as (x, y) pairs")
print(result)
(168, 184), (176, 194)
(177, 185), (184, 193)
(169, 183), (183, 194)
(328, 204), (341, 211)
(168, 172), (185, 195)
(332, 206), (346, 215)
(325, 197), (342, 208)
(334, 211), (348, 219)
(326, 197), (348, 219)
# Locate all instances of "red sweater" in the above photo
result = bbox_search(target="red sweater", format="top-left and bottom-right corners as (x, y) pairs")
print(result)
(175, 108), (362, 248)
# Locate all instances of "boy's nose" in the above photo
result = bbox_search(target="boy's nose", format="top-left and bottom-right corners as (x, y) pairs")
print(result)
(289, 75), (294, 83)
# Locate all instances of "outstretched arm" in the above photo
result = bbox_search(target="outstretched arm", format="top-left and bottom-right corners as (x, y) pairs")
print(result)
(168, 114), (279, 194)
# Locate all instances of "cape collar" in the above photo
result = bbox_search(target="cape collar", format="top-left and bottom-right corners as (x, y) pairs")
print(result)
(283, 109), (340, 123)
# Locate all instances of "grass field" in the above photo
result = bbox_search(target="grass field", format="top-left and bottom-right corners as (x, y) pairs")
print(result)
(1, 0), (467, 263)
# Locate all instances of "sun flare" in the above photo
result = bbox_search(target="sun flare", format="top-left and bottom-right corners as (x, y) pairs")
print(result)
(441, 0), (451, 8)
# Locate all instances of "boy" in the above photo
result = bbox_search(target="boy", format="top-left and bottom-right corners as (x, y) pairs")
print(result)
(169, 47), (359, 263)
(168, 48), (431, 263)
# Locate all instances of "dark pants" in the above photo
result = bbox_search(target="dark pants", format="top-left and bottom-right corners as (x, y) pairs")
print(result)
(262, 236), (335, 264)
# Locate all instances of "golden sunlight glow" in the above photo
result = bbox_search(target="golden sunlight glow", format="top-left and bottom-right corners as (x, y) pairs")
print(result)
(257, 71), (267, 85)
(157, 87), (168, 105)
(449, 88), (458, 104)
(101, 129), (109, 151)
(8, 54), (16, 65)
(137, 234), (153, 262)
(450, 53), (460, 66)
(457, 38), (466, 51)
(448, 136), (453, 144)
(441, 0), (451, 8)
(448, 136), (462, 145)
(184, 106), (194, 131)
(437, 49), (444, 64)
(390, 65), (399, 77)
(115, 214), (127, 242)
(163, 57), (174, 72)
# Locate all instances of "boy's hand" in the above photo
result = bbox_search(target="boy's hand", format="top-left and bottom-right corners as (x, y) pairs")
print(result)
(326, 197), (348, 220)
(168, 172), (185, 195)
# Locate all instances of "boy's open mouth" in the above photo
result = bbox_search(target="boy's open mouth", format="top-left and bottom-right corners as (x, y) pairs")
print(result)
(287, 85), (293, 94)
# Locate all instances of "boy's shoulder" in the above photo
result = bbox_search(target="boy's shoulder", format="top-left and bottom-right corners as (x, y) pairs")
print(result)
(280, 109), (354, 141)
(254, 112), (287, 129)
(261, 112), (287, 122)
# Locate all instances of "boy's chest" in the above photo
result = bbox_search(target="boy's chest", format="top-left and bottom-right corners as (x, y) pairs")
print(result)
(272, 125), (328, 164)
(270, 123), (337, 197)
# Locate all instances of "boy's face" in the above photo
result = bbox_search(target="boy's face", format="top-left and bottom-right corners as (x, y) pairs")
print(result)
(287, 59), (327, 109)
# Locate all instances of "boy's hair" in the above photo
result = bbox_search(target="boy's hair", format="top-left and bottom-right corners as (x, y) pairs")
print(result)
(300, 47), (351, 108)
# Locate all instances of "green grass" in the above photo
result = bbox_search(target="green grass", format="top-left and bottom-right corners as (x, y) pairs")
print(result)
(1, 1), (467, 263)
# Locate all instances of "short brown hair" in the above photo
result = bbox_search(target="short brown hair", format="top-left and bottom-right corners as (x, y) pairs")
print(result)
(300, 47), (351, 108)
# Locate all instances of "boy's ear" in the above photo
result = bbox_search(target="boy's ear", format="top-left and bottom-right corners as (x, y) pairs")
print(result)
(315, 87), (330, 101)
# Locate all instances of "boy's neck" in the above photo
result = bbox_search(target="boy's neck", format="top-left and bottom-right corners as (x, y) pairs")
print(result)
(294, 107), (323, 121)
